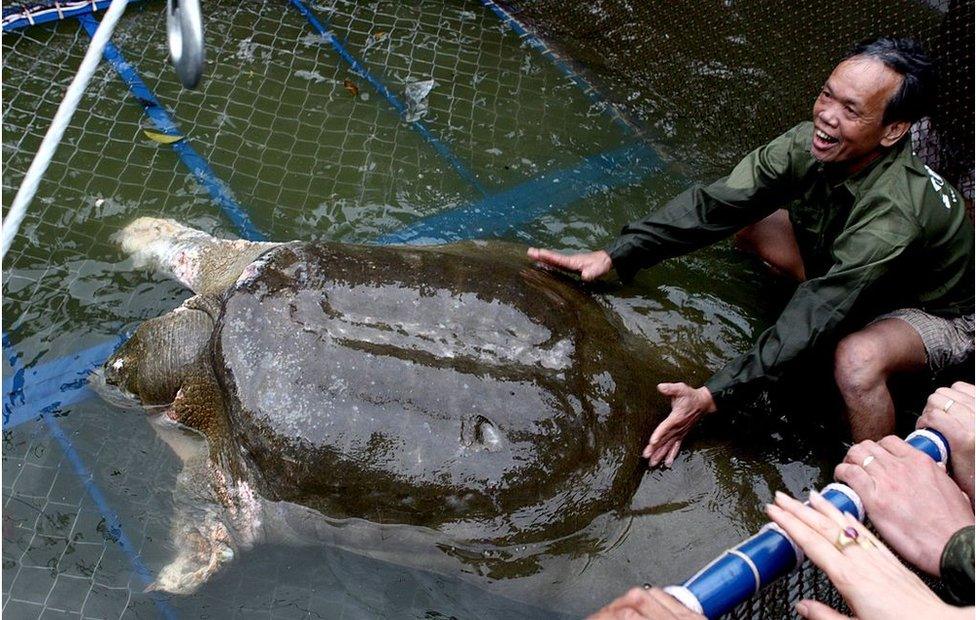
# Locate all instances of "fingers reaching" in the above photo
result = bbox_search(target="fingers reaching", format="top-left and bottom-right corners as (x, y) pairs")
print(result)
(645, 438), (675, 468)
(795, 599), (852, 620)
(843, 440), (887, 469)
(665, 441), (681, 468)
(833, 462), (876, 497)
(657, 382), (682, 397)
(876, 435), (914, 458)
(527, 247), (578, 271)
(526, 248), (612, 282)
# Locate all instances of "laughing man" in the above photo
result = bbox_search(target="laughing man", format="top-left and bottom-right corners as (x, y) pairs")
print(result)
(528, 37), (975, 467)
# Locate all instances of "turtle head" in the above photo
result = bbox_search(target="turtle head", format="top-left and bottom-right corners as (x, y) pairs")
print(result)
(103, 300), (216, 408)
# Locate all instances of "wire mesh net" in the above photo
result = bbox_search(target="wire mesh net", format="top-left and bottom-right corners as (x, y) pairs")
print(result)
(2, 0), (971, 617)
(1, 1), (651, 617)
(2, 0), (646, 342)
(497, 0), (975, 203)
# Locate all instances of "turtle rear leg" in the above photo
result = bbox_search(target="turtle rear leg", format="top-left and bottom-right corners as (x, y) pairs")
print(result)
(116, 217), (279, 295)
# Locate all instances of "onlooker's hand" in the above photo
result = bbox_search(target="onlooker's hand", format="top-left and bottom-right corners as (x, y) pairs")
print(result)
(643, 383), (716, 468)
(834, 436), (975, 576)
(766, 490), (969, 620)
(916, 382), (975, 503)
(588, 587), (705, 620)
(526, 248), (613, 282)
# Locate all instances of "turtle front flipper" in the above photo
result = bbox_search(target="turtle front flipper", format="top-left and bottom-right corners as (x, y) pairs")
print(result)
(148, 507), (235, 595)
(143, 413), (259, 595)
(116, 217), (279, 295)
(102, 293), (259, 594)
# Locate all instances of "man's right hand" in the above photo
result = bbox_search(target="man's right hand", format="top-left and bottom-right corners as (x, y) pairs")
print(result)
(526, 248), (613, 282)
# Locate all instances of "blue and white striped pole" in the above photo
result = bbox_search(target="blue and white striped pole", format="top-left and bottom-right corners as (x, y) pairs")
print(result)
(664, 429), (950, 618)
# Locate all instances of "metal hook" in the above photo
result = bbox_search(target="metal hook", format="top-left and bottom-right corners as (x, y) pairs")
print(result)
(167, 0), (204, 89)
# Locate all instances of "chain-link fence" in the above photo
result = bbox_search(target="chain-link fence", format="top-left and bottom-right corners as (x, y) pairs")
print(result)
(498, 0), (974, 204)
(2, 0), (970, 617)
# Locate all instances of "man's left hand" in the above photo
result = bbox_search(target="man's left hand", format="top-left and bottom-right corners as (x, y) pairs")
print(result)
(643, 383), (717, 468)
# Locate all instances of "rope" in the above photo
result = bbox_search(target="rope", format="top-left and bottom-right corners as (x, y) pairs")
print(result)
(1, 0), (130, 260)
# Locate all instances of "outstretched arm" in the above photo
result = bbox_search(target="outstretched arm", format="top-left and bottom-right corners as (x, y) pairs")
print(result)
(528, 125), (806, 284)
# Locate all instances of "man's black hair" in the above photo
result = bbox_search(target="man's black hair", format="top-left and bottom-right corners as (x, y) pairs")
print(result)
(845, 37), (936, 125)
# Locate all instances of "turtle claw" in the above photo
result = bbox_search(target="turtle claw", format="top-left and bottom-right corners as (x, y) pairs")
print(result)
(150, 519), (236, 595)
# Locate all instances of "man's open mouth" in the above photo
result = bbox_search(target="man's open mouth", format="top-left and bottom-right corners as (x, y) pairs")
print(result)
(814, 129), (840, 146)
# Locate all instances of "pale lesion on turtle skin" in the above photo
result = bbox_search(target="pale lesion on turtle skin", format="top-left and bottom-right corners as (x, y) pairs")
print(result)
(104, 256), (269, 593)
(97, 218), (285, 593)
(107, 304), (266, 594)
(115, 217), (278, 296)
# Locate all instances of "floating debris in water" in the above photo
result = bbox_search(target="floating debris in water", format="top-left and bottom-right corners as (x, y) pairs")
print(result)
(298, 33), (328, 47)
(343, 78), (359, 97)
(295, 70), (328, 83)
(363, 30), (388, 53)
(404, 79), (436, 122)
(143, 129), (184, 144)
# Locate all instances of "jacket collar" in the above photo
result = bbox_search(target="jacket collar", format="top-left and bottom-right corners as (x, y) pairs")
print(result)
(818, 137), (912, 196)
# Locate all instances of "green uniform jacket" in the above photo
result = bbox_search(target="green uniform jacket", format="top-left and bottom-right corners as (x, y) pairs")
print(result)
(941, 525), (974, 606)
(606, 122), (975, 407)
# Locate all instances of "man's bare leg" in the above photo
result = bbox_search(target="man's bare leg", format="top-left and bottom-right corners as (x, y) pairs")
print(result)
(734, 209), (807, 282)
(833, 319), (928, 440)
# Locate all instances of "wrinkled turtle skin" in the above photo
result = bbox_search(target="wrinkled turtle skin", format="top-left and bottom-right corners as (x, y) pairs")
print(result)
(101, 218), (664, 592)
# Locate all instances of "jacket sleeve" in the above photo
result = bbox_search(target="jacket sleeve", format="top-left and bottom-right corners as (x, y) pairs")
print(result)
(605, 124), (806, 281)
(704, 196), (919, 408)
(940, 525), (974, 606)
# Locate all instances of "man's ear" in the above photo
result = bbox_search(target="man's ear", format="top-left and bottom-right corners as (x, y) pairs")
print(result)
(880, 120), (911, 147)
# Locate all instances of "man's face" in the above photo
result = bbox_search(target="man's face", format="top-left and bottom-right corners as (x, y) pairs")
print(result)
(811, 56), (904, 171)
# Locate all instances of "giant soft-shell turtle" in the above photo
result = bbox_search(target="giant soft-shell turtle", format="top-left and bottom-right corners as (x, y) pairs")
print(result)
(100, 218), (665, 593)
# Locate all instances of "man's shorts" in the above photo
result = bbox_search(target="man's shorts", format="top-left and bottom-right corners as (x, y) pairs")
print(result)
(872, 308), (975, 371)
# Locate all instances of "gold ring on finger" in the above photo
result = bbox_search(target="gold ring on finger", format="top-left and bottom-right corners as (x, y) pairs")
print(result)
(834, 526), (860, 551)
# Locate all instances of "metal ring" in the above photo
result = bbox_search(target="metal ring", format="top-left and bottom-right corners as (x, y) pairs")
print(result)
(943, 398), (955, 413)
(834, 526), (859, 551)
(861, 455), (875, 468)
(167, 0), (205, 89)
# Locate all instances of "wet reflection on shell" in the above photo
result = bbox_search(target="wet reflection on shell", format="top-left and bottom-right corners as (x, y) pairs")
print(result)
(215, 241), (661, 542)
